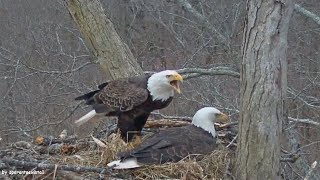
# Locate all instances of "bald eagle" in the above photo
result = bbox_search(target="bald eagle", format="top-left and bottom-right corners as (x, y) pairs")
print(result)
(74, 70), (183, 141)
(107, 107), (229, 169)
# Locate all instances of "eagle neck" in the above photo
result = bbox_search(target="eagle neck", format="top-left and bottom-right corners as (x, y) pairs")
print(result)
(147, 74), (174, 102)
(192, 120), (216, 138)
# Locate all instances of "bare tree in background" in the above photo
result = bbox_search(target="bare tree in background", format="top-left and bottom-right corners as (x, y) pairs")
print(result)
(65, 0), (143, 79)
(235, 0), (293, 179)
(0, 0), (319, 178)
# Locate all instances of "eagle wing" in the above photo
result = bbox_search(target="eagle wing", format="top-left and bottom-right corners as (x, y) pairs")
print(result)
(94, 79), (149, 113)
(119, 125), (216, 164)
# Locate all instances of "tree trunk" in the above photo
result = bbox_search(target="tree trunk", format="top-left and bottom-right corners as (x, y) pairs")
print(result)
(65, 0), (143, 79)
(235, 1), (293, 179)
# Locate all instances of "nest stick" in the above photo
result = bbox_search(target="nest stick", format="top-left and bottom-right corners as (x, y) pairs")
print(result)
(1, 158), (110, 174)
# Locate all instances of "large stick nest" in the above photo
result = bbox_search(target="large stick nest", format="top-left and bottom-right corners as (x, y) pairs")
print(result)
(1, 119), (236, 179)
(49, 131), (234, 179)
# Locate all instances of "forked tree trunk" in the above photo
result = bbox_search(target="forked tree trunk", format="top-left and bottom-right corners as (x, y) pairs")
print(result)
(235, 1), (293, 179)
(65, 0), (143, 79)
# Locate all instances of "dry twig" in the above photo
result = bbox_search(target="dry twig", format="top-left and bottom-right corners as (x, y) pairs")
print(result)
(304, 161), (318, 180)
(1, 158), (110, 174)
(294, 4), (320, 26)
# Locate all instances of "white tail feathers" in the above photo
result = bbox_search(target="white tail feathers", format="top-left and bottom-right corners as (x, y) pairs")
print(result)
(74, 110), (97, 126)
(107, 158), (140, 169)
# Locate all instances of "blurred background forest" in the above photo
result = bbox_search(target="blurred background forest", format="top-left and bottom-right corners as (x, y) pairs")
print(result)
(0, 0), (319, 178)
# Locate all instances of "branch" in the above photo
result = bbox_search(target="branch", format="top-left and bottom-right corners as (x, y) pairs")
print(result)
(288, 117), (319, 126)
(0, 102), (82, 135)
(150, 112), (192, 121)
(177, 67), (240, 79)
(285, 130), (320, 179)
(34, 135), (77, 146)
(226, 134), (238, 148)
(152, 69), (318, 115)
(146, 67), (240, 79)
(22, 61), (94, 75)
(218, 122), (238, 129)
(288, 87), (320, 109)
(147, 114), (237, 132)
(176, 0), (229, 46)
(280, 157), (299, 163)
(304, 161), (318, 180)
(294, 4), (320, 26)
(1, 158), (110, 174)
(145, 119), (191, 128)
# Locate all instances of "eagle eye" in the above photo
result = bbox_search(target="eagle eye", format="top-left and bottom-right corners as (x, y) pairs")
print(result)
(166, 75), (171, 78)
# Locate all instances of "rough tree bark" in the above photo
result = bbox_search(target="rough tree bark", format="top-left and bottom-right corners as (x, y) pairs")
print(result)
(65, 0), (143, 79)
(235, 1), (293, 179)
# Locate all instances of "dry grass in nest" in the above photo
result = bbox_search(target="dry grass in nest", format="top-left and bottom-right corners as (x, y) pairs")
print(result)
(130, 147), (231, 180)
(48, 132), (232, 179)
(49, 132), (144, 167)
(44, 133), (117, 165)
(198, 147), (232, 179)
(131, 159), (204, 180)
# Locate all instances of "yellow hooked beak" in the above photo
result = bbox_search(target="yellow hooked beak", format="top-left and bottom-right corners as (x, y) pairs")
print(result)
(168, 73), (183, 94)
(215, 113), (229, 123)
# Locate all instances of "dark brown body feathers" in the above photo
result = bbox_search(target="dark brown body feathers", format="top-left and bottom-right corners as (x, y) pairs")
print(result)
(75, 74), (173, 141)
(118, 125), (217, 164)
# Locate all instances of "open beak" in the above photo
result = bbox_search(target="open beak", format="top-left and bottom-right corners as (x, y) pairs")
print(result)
(215, 113), (229, 123)
(169, 73), (183, 94)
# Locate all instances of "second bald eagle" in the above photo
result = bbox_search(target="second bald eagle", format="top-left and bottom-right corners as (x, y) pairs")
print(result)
(74, 70), (183, 141)
(107, 107), (229, 169)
